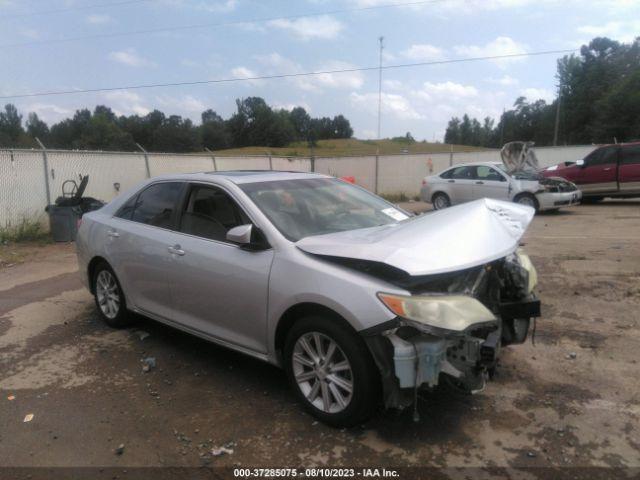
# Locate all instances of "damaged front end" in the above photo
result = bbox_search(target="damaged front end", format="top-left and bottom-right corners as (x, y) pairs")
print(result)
(361, 250), (540, 409)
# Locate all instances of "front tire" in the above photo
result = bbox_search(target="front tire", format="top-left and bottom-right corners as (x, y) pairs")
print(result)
(93, 262), (131, 328)
(284, 316), (380, 427)
(432, 192), (451, 210)
(514, 193), (539, 213)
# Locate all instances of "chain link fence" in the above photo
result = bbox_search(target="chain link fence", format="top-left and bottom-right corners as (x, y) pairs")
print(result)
(1, 144), (597, 233)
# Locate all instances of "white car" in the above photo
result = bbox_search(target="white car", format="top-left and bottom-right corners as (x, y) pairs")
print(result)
(420, 161), (581, 213)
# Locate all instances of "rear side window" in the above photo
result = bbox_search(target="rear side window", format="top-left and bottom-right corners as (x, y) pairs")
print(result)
(621, 145), (640, 164)
(450, 166), (475, 179)
(115, 195), (137, 220)
(130, 182), (183, 229)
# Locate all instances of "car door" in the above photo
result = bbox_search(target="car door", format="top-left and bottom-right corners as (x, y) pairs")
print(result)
(447, 166), (476, 204)
(472, 165), (510, 201)
(578, 146), (619, 193)
(618, 144), (640, 194)
(105, 181), (186, 319)
(167, 183), (274, 354)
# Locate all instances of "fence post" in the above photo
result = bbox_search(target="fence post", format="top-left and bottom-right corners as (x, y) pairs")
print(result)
(136, 143), (151, 178)
(205, 148), (217, 171)
(35, 138), (52, 206)
(374, 154), (379, 194)
(268, 154), (273, 170)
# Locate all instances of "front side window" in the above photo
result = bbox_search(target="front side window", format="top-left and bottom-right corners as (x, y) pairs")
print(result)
(179, 185), (250, 242)
(585, 146), (618, 167)
(240, 178), (408, 242)
(130, 182), (183, 229)
(476, 166), (505, 181)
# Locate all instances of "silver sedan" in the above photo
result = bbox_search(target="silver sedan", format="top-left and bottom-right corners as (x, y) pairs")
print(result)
(420, 162), (581, 212)
(77, 171), (541, 426)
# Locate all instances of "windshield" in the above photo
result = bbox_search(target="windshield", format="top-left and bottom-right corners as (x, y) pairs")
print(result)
(240, 178), (410, 241)
(495, 164), (541, 181)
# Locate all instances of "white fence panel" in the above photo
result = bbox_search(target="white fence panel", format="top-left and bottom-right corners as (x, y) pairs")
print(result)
(215, 156), (271, 171)
(148, 154), (215, 176)
(47, 151), (148, 204)
(0, 150), (49, 227)
(315, 156), (377, 191)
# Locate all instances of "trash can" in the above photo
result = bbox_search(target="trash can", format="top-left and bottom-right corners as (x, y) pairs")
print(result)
(46, 205), (82, 242)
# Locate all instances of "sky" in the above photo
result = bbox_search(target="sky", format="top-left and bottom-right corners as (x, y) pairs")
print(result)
(0, 0), (639, 142)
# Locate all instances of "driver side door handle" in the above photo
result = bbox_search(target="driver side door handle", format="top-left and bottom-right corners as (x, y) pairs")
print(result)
(168, 245), (185, 256)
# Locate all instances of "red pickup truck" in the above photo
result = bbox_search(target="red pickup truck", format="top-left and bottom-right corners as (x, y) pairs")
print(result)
(542, 142), (640, 202)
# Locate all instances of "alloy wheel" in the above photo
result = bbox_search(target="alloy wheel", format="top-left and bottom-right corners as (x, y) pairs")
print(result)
(517, 196), (535, 208)
(96, 270), (120, 319)
(292, 332), (354, 413)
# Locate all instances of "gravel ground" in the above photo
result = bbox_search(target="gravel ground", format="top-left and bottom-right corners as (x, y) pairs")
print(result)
(0, 200), (639, 476)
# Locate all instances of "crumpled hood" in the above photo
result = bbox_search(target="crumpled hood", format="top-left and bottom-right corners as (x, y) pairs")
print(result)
(296, 198), (534, 276)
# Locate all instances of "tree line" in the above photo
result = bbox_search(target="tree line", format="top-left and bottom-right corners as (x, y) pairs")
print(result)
(444, 37), (640, 148)
(0, 96), (353, 152)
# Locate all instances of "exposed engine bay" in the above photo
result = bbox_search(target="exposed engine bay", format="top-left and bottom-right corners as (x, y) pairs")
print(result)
(324, 250), (540, 409)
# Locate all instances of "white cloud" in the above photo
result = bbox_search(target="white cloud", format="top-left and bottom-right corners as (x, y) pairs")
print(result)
(267, 15), (343, 40)
(196, 0), (237, 12)
(108, 49), (156, 67)
(486, 75), (519, 86)
(23, 103), (72, 124)
(454, 36), (528, 67)
(231, 66), (263, 86)
(414, 81), (478, 102)
(520, 87), (555, 103)
(577, 21), (640, 43)
(402, 44), (446, 61)
(86, 14), (111, 24)
(156, 94), (205, 113)
(272, 101), (311, 112)
(350, 92), (424, 121)
(383, 79), (404, 90)
(255, 53), (363, 92)
(102, 91), (150, 116)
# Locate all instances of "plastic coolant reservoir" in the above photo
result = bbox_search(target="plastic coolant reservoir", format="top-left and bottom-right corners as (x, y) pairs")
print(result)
(387, 334), (447, 388)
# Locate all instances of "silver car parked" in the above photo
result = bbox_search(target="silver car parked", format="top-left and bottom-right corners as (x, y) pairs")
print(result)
(420, 161), (581, 213)
(77, 171), (541, 426)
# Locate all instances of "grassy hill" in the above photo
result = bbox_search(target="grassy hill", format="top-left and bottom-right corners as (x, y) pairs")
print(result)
(212, 138), (485, 157)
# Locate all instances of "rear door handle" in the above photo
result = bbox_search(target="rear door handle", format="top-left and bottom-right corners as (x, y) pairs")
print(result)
(475, 181), (484, 185)
(107, 230), (120, 238)
(603, 167), (612, 171)
(168, 245), (185, 256)
(448, 180), (455, 183)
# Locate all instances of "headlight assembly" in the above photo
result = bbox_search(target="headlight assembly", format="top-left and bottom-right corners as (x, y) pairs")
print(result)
(377, 293), (496, 334)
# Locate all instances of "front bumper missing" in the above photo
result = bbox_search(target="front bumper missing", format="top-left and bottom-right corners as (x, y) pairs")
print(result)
(535, 190), (582, 210)
(363, 297), (541, 409)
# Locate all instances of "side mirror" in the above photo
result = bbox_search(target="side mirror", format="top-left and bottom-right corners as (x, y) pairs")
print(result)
(226, 224), (253, 245)
(576, 159), (585, 167)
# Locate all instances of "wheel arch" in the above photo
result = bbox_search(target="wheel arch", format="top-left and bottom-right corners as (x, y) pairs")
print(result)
(274, 302), (355, 363)
(87, 256), (110, 294)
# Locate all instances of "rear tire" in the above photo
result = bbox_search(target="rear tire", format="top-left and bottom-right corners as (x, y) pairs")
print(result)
(284, 316), (380, 427)
(514, 193), (539, 213)
(432, 192), (451, 210)
(92, 262), (131, 328)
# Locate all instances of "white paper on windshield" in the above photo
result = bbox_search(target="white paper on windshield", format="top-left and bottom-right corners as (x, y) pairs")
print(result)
(382, 208), (409, 221)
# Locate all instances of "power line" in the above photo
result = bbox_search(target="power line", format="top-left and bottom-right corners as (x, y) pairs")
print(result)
(0, 48), (578, 100)
(0, 0), (152, 20)
(0, 0), (447, 49)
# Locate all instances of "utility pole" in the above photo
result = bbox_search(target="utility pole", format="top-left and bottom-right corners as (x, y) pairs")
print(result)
(553, 82), (561, 146)
(499, 107), (505, 146)
(377, 36), (384, 140)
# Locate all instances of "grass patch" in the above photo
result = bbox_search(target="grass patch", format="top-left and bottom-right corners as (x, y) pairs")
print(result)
(380, 192), (409, 203)
(1, 217), (50, 244)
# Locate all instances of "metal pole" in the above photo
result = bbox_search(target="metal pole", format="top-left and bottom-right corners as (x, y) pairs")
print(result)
(377, 36), (384, 140)
(449, 144), (453, 167)
(374, 155), (379, 194)
(205, 148), (217, 171)
(35, 137), (51, 206)
(268, 154), (273, 171)
(136, 143), (151, 178)
(553, 83), (561, 146)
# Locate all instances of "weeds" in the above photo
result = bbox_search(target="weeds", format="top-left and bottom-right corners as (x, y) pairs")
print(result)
(0, 217), (50, 243)
(380, 192), (409, 203)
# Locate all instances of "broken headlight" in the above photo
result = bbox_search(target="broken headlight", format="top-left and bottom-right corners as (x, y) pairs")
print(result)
(504, 249), (537, 296)
(377, 293), (497, 335)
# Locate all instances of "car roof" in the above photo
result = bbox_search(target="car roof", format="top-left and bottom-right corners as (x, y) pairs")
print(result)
(149, 170), (332, 185)
(442, 161), (502, 169)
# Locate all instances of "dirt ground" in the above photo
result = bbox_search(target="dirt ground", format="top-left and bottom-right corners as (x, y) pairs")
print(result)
(1, 200), (639, 476)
